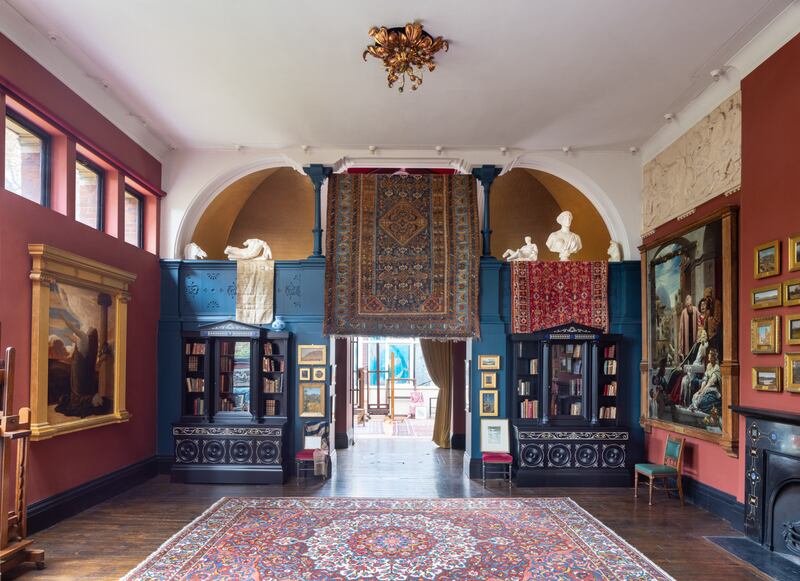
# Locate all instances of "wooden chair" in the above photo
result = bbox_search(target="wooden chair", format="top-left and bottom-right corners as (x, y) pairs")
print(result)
(634, 436), (685, 506)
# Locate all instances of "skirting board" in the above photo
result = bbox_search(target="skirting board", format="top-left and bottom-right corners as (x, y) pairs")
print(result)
(27, 456), (158, 534)
(681, 476), (745, 531)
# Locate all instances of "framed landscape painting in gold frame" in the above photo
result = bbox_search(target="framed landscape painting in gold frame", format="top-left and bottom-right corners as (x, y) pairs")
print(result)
(752, 284), (782, 310)
(784, 278), (800, 307)
(28, 245), (135, 440)
(788, 315), (800, 346)
(478, 355), (500, 370)
(754, 240), (780, 279)
(298, 344), (326, 365)
(785, 353), (800, 393)
(481, 372), (496, 388)
(789, 234), (800, 272)
(751, 316), (780, 354)
(479, 390), (498, 416)
(299, 382), (326, 417)
(640, 208), (738, 457)
(752, 366), (781, 392)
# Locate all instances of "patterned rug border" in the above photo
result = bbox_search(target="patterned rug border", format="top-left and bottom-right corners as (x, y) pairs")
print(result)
(123, 496), (676, 581)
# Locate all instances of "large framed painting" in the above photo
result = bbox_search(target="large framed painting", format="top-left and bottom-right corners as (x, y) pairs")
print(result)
(640, 209), (739, 456)
(29, 245), (135, 440)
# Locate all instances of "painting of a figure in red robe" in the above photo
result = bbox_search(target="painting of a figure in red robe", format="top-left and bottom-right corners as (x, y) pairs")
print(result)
(646, 218), (724, 432)
(47, 282), (115, 423)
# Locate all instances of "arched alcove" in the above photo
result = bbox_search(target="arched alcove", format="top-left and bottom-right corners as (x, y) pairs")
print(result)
(491, 168), (611, 261)
(191, 167), (314, 259)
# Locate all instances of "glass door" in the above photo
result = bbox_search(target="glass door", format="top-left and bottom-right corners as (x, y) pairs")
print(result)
(548, 342), (588, 421)
(216, 339), (252, 417)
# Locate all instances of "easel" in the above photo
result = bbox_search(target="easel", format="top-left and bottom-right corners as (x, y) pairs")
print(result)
(0, 325), (45, 573)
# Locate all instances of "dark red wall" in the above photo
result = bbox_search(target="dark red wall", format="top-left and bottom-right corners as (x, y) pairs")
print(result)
(0, 32), (162, 503)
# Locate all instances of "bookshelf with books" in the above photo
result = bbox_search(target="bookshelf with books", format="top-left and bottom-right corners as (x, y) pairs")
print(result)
(509, 322), (630, 487)
(172, 320), (292, 485)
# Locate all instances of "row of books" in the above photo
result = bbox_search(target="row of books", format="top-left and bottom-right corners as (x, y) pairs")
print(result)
(264, 400), (279, 416)
(263, 377), (283, 393)
(519, 399), (539, 419)
(599, 406), (617, 419)
(553, 378), (583, 396)
(185, 377), (205, 392)
(218, 397), (237, 412)
(185, 342), (206, 355)
(262, 357), (286, 372)
(263, 342), (279, 356)
(220, 342), (235, 355)
(557, 358), (583, 374)
(518, 380), (533, 396)
(602, 381), (618, 396)
(603, 359), (618, 375)
(528, 359), (539, 375)
(219, 358), (233, 372)
(187, 355), (202, 372)
(219, 374), (231, 392)
(189, 398), (205, 415)
(564, 343), (582, 357)
(603, 344), (616, 358)
(568, 402), (582, 415)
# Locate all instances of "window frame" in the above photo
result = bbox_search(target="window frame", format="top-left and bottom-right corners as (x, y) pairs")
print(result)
(75, 154), (105, 231)
(124, 187), (145, 248)
(5, 108), (52, 206)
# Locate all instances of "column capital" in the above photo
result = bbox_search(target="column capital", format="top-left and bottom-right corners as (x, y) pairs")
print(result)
(470, 164), (501, 186)
(303, 165), (333, 258)
(471, 165), (502, 257)
(303, 164), (333, 185)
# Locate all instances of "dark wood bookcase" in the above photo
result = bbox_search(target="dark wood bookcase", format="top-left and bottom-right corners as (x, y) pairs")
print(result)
(172, 320), (291, 484)
(510, 322), (630, 486)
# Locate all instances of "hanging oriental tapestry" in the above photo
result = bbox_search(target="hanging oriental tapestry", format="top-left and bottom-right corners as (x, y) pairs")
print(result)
(511, 261), (608, 333)
(325, 174), (480, 338)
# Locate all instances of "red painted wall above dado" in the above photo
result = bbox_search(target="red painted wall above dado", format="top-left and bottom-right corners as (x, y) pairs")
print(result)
(646, 32), (800, 503)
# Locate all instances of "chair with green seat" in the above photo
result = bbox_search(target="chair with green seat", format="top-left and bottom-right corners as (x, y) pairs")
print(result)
(634, 436), (685, 506)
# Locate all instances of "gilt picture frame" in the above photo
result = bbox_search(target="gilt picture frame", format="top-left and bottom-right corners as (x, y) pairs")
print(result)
(298, 344), (326, 365)
(479, 390), (498, 416)
(784, 278), (800, 307)
(28, 245), (135, 440)
(481, 372), (497, 388)
(299, 382), (326, 417)
(752, 366), (781, 392)
(787, 315), (800, 346)
(752, 284), (782, 310)
(754, 240), (780, 279)
(750, 316), (780, 354)
(478, 355), (500, 370)
(299, 367), (311, 381)
(785, 353), (800, 393)
(789, 234), (800, 273)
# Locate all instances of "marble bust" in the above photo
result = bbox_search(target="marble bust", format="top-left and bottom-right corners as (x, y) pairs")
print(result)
(502, 236), (538, 262)
(607, 240), (622, 262)
(545, 211), (582, 261)
(224, 238), (273, 260)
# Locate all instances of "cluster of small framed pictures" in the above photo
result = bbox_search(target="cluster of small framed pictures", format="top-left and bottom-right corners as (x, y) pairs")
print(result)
(750, 235), (800, 393)
(297, 344), (327, 417)
(478, 355), (500, 416)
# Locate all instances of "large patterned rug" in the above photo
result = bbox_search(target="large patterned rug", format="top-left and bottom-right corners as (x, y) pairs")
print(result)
(124, 497), (673, 580)
(324, 174), (480, 339)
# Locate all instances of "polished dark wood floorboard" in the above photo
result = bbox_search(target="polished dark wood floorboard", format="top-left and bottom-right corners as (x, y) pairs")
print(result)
(11, 438), (766, 580)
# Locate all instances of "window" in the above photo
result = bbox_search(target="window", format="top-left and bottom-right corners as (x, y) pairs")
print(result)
(4, 112), (50, 204)
(124, 188), (144, 247)
(75, 156), (104, 229)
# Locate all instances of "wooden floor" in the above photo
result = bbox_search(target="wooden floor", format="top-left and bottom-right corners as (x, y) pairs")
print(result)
(10, 438), (765, 580)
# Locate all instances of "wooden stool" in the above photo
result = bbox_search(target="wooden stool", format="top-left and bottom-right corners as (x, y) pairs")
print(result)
(482, 452), (513, 488)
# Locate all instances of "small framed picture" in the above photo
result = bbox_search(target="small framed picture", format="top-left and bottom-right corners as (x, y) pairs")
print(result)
(752, 366), (781, 392)
(787, 314), (800, 346)
(754, 240), (780, 279)
(480, 419), (510, 453)
(752, 284), (783, 310)
(789, 234), (800, 273)
(785, 353), (800, 393)
(299, 367), (311, 381)
(312, 367), (326, 381)
(298, 344), (326, 365)
(299, 382), (326, 417)
(479, 390), (498, 416)
(784, 278), (800, 307)
(478, 355), (500, 370)
(481, 372), (497, 388)
(751, 316), (781, 354)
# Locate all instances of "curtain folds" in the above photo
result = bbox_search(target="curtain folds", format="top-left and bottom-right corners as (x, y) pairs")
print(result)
(420, 339), (453, 449)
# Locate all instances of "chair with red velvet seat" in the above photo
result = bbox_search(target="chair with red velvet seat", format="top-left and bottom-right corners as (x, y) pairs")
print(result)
(296, 421), (330, 480)
(480, 419), (512, 487)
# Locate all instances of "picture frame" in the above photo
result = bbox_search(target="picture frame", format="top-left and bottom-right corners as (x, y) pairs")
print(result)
(750, 316), (781, 354)
(299, 367), (311, 381)
(752, 284), (782, 310)
(787, 314), (800, 346)
(789, 234), (800, 273)
(298, 344), (327, 365)
(28, 245), (134, 440)
(640, 209), (739, 456)
(481, 372), (497, 389)
(785, 353), (800, 393)
(478, 355), (500, 370)
(480, 418), (510, 453)
(784, 278), (800, 307)
(754, 240), (780, 279)
(752, 366), (781, 392)
(312, 367), (326, 381)
(479, 390), (498, 416)
(299, 382), (326, 417)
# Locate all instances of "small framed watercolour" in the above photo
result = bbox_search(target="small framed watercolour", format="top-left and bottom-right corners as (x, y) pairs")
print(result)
(299, 382), (326, 417)
(481, 372), (497, 388)
(752, 284), (782, 310)
(789, 234), (800, 273)
(480, 419), (510, 453)
(298, 344), (326, 365)
(299, 367), (311, 381)
(312, 367), (326, 381)
(752, 366), (781, 392)
(785, 353), (800, 393)
(479, 390), (498, 416)
(751, 316), (781, 354)
(754, 240), (780, 279)
(788, 315), (800, 346)
(478, 355), (500, 370)
(784, 278), (800, 307)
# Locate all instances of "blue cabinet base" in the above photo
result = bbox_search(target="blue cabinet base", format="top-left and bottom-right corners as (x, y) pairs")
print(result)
(171, 464), (286, 485)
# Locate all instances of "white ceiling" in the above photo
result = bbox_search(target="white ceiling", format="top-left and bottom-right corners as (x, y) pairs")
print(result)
(3, 0), (793, 153)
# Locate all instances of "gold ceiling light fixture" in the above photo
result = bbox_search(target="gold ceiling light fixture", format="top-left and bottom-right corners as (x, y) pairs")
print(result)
(363, 22), (449, 93)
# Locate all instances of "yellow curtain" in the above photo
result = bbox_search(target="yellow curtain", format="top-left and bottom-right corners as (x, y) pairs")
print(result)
(420, 339), (452, 449)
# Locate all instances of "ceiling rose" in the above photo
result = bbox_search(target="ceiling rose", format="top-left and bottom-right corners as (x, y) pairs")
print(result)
(363, 22), (449, 93)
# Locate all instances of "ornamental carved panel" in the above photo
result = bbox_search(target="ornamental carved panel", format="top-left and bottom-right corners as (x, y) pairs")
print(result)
(642, 92), (741, 233)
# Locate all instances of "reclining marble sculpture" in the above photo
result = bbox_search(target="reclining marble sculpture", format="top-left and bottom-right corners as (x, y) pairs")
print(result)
(224, 239), (273, 261)
(502, 236), (539, 262)
(183, 242), (208, 260)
